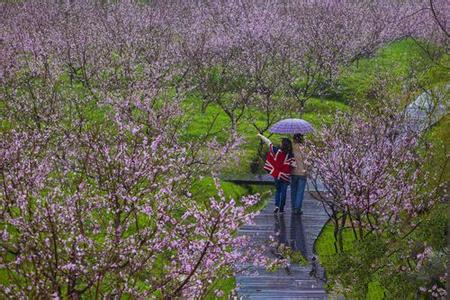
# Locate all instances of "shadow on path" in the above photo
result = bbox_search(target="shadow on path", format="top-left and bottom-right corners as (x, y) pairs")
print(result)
(274, 213), (307, 258)
(236, 183), (329, 299)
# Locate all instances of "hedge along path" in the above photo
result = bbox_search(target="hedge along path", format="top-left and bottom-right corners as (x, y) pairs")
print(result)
(229, 175), (330, 299)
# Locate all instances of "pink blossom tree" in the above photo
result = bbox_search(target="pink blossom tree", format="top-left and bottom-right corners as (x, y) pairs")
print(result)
(0, 2), (268, 298)
(306, 105), (444, 248)
(0, 0), (447, 298)
(305, 102), (447, 297)
(279, 0), (442, 113)
(177, 0), (445, 130)
(0, 121), (267, 298)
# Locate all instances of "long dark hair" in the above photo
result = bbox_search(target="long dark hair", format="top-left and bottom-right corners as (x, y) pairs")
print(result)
(293, 133), (304, 144)
(281, 138), (292, 155)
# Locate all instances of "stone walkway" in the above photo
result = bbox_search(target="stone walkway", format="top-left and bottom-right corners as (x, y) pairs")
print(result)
(235, 183), (330, 299)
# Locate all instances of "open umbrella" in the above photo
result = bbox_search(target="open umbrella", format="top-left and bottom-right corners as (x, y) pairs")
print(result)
(269, 118), (314, 134)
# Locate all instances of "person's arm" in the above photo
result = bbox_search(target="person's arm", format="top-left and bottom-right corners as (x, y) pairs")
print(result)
(258, 134), (279, 154)
(257, 133), (272, 146)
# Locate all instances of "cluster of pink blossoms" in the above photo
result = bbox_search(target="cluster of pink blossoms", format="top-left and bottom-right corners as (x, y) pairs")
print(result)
(1, 0), (448, 298)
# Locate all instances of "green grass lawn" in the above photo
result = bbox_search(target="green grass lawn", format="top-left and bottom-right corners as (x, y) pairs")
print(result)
(425, 114), (450, 182)
(338, 38), (436, 100)
(315, 221), (387, 299)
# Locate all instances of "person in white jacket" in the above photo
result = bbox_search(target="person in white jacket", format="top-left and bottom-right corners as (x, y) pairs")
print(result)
(290, 133), (307, 214)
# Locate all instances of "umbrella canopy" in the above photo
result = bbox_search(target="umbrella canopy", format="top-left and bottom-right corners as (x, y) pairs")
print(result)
(269, 118), (314, 134)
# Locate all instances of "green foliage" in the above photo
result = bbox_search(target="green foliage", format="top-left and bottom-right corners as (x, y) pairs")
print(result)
(316, 202), (449, 299)
(413, 203), (448, 253)
(338, 39), (435, 101)
(203, 276), (236, 300)
(182, 94), (231, 143)
(316, 222), (388, 299)
(302, 98), (349, 128)
(183, 94), (349, 176)
(366, 281), (385, 300)
(277, 244), (309, 267)
(315, 220), (356, 257)
(189, 177), (248, 203)
(423, 115), (450, 184)
(416, 49), (450, 87)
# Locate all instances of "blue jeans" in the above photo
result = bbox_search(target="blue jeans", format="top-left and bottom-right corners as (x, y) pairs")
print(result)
(291, 175), (307, 210)
(274, 179), (289, 210)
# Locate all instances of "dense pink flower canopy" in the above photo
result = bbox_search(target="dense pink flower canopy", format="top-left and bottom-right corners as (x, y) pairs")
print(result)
(307, 110), (439, 222)
(304, 104), (447, 298)
(0, 0), (447, 298)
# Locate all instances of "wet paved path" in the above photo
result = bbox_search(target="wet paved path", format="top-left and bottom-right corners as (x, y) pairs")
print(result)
(234, 177), (329, 299)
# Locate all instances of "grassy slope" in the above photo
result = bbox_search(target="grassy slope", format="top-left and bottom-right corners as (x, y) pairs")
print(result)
(315, 39), (449, 299)
(290, 115), (449, 299)
(338, 39), (433, 100)
(315, 222), (386, 299)
(425, 114), (450, 182)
